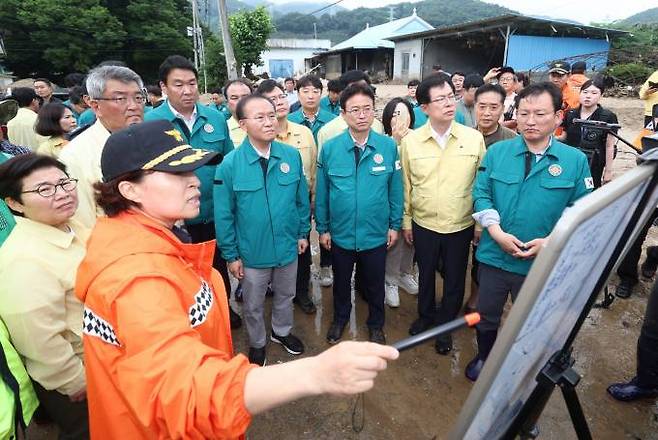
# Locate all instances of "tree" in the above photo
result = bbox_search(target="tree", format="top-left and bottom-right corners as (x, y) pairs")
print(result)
(204, 33), (227, 89)
(0, 0), (125, 78)
(228, 6), (274, 77)
(103, 0), (194, 84)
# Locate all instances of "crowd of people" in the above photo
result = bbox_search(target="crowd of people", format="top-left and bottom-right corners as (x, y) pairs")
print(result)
(0, 54), (657, 439)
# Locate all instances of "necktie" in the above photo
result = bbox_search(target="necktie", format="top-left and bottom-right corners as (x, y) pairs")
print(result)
(524, 151), (533, 179)
(172, 225), (192, 243)
(259, 157), (268, 179)
(354, 146), (361, 166)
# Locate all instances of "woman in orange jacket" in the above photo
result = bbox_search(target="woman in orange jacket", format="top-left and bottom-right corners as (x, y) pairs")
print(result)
(76, 119), (398, 439)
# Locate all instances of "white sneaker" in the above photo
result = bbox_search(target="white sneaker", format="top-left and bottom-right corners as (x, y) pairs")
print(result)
(320, 266), (333, 287)
(399, 273), (419, 295)
(385, 282), (400, 308)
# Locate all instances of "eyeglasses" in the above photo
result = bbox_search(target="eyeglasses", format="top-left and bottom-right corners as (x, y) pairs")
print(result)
(94, 94), (147, 105)
(21, 178), (78, 198)
(244, 114), (277, 124)
(498, 76), (516, 83)
(346, 107), (374, 116)
(267, 94), (288, 103)
(429, 94), (457, 106)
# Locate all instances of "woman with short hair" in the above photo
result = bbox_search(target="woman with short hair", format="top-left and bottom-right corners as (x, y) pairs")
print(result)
(0, 153), (89, 439)
(35, 103), (77, 157)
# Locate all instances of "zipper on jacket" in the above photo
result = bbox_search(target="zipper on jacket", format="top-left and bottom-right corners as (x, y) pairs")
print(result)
(263, 166), (277, 263)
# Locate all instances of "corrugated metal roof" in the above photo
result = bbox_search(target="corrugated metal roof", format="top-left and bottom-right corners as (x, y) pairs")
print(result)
(326, 12), (434, 53)
(267, 38), (332, 49)
(388, 13), (628, 42)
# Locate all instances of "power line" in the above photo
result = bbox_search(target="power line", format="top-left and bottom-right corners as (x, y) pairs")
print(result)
(308, 0), (346, 17)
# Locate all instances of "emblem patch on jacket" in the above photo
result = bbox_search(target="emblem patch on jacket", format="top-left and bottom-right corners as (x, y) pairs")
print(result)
(189, 281), (214, 328)
(83, 307), (121, 346)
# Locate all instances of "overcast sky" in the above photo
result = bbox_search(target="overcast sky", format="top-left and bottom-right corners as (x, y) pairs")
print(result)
(269, 0), (655, 24)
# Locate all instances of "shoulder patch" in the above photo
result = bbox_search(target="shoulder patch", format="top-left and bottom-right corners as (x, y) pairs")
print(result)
(189, 281), (214, 328)
(83, 307), (121, 346)
(584, 177), (594, 189)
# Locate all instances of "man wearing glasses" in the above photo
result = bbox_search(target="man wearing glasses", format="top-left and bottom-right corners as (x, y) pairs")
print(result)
(256, 80), (318, 315)
(399, 74), (486, 355)
(315, 83), (403, 345)
(214, 95), (310, 366)
(60, 65), (145, 229)
(145, 55), (240, 328)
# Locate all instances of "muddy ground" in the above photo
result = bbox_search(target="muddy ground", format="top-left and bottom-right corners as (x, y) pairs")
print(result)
(30, 88), (658, 439)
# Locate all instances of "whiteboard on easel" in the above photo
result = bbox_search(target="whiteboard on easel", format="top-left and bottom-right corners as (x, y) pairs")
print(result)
(450, 161), (658, 440)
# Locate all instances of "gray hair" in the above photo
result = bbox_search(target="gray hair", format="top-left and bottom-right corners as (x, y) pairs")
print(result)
(86, 65), (144, 99)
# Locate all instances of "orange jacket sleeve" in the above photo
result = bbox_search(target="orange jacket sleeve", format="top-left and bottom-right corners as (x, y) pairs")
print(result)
(110, 275), (256, 439)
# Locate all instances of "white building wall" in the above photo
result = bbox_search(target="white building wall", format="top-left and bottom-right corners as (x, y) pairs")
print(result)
(393, 39), (423, 81)
(255, 48), (324, 78)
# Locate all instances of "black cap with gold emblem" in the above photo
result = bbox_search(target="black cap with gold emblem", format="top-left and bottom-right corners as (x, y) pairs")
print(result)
(101, 120), (220, 182)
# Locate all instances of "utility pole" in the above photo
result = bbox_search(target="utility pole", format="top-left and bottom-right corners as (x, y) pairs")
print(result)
(217, 0), (239, 79)
(191, 0), (199, 69)
(388, 6), (395, 22)
(313, 22), (317, 40)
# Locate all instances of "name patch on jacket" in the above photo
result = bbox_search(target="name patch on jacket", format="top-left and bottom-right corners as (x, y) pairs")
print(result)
(189, 281), (214, 328)
(83, 307), (121, 346)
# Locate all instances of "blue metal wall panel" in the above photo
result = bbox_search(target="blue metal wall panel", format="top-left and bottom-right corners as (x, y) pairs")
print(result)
(506, 35), (610, 71)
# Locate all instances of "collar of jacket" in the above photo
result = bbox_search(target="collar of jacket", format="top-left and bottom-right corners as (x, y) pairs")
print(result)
(14, 216), (77, 249)
(241, 138), (285, 164)
(511, 135), (561, 159)
(416, 120), (457, 144)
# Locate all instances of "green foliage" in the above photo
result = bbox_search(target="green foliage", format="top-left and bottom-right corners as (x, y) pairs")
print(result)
(0, 0), (125, 77)
(605, 63), (654, 84)
(204, 34), (228, 89)
(272, 0), (513, 43)
(229, 6), (274, 76)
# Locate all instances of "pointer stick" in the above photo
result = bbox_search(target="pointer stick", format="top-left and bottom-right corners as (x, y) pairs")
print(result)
(392, 313), (481, 352)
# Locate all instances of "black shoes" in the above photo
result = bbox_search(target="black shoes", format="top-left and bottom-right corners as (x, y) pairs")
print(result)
(368, 328), (386, 344)
(465, 357), (485, 382)
(615, 281), (635, 299)
(435, 334), (453, 355)
(293, 294), (317, 314)
(248, 346), (266, 366)
(326, 321), (347, 344)
(409, 317), (433, 336)
(607, 377), (658, 401)
(270, 331), (305, 355)
(641, 257), (658, 279)
(229, 306), (242, 329)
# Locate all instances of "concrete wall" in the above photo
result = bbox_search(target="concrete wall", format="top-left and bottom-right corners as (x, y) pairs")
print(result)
(254, 48), (325, 78)
(393, 39), (423, 81)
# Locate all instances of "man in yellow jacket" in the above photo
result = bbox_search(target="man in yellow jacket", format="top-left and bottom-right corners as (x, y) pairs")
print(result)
(400, 73), (486, 355)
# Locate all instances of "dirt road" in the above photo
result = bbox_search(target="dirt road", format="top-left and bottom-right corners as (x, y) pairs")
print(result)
(29, 93), (658, 439)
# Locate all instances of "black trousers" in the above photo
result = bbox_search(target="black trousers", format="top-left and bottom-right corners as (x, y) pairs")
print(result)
(187, 222), (231, 298)
(296, 236), (311, 297)
(617, 209), (658, 285)
(331, 243), (386, 329)
(413, 222), (473, 324)
(476, 263), (526, 332)
(320, 245), (332, 267)
(638, 277), (658, 387)
(32, 381), (89, 440)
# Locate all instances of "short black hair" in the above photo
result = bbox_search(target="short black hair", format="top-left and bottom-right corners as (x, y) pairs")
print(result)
(68, 85), (87, 105)
(382, 97), (415, 136)
(146, 84), (162, 97)
(339, 83), (375, 110)
(475, 83), (506, 104)
(451, 71), (465, 79)
(235, 94), (275, 120)
(464, 74), (484, 90)
(339, 70), (371, 87)
(0, 153), (68, 215)
(432, 65), (442, 71)
(223, 78), (252, 99)
(496, 66), (516, 80)
(11, 87), (38, 107)
(209, 87), (223, 95)
(327, 79), (344, 93)
(256, 79), (284, 95)
(515, 82), (562, 113)
(63, 73), (85, 89)
(159, 55), (197, 84)
(416, 73), (455, 105)
(35, 103), (70, 137)
(407, 79), (420, 87)
(94, 170), (149, 217)
(516, 72), (530, 87)
(296, 75), (323, 92)
(284, 77), (295, 84)
(580, 79), (605, 94)
(33, 78), (52, 87)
